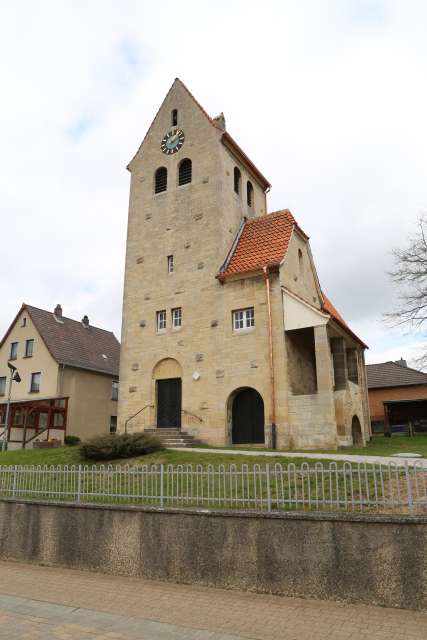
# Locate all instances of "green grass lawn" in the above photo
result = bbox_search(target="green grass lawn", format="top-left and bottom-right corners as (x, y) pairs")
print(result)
(0, 445), (328, 468)
(171, 435), (427, 458)
(0, 442), (424, 514)
(299, 435), (427, 458)
(1, 434), (426, 468)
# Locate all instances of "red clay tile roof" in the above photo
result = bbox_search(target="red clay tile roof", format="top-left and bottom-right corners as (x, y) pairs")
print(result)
(322, 295), (348, 328)
(322, 294), (368, 348)
(219, 210), (297, 279)
(24, 305), (120, 376)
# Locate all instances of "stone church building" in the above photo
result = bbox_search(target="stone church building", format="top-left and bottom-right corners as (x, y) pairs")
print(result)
(118, 79), (370, 449)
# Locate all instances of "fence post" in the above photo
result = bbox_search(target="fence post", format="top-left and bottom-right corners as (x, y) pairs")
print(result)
(266, 464), (272, 512)
(11, 465), (17, 498)
(77, 465), (82, 503)
(404, 461), (414, 513)
(160, 465), (164, 507)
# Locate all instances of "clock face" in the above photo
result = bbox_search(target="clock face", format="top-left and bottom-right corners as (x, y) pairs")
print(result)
(161, 128), (185, 155)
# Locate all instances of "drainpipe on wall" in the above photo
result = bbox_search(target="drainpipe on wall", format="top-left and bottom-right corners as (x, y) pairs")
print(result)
(263, 266), (277, 449)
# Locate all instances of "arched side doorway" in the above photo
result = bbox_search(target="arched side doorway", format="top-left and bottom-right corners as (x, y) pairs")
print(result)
(153, 359), (182, 429)
(231, 388), (265, 444)
(351, 415), (363, 446)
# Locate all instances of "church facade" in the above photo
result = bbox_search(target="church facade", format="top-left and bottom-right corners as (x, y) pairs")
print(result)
(118, 79), (370, 449)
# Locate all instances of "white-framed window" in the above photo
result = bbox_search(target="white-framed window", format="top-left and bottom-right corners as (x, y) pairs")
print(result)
(157, 310), (167, 332)
(232, 307), (255, 331)
(172, 307), (182, 328)
(167, 255), (174, 273)
(25, 339), (34, 357)
(30, 372), (41, 393)
(9, 342), (18, 360)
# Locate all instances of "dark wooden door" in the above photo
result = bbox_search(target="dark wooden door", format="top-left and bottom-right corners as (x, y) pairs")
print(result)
(157, 378), (182, 428)
(232, 389), (264, 444)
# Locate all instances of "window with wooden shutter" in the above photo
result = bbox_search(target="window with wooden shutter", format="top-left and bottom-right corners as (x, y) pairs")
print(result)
(154, 167), (167, 193)
(247, 181), (253, 207)
(178, 158), (192, 185)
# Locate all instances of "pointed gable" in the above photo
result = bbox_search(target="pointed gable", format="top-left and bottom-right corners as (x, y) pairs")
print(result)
(127, 78), (270, 189)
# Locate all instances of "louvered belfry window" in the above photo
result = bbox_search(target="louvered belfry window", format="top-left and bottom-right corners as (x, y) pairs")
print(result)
(155, 167), (167, 193)
(234, 167), (241, 194)
(172, 109), (178, 126)
(247, 181), (253, 207)
(178, 158), (192, 186)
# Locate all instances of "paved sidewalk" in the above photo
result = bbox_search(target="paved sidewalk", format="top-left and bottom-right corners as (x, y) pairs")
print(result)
(170, 446), (427, 466)
(0, 561), (426, 639)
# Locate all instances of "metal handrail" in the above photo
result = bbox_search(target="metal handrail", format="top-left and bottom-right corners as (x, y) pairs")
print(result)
(181, 408), (203, 423)
(124, 405), (154, 433)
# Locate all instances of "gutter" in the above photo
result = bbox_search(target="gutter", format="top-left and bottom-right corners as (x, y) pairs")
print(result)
(221, 132), (271, 191)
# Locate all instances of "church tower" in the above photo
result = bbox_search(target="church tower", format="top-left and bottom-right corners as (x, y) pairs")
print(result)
(118, 79), (272, 439)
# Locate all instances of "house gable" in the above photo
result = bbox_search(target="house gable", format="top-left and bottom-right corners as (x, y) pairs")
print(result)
(0, 306), (59, 402)
(279, 229), (322, 308)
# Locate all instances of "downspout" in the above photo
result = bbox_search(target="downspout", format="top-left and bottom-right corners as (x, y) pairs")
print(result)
(263, 186), (270, 216)
(263, 266), (277, 449)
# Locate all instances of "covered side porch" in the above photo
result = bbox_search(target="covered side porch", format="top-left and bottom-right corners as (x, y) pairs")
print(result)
(0, 397), (68, 450)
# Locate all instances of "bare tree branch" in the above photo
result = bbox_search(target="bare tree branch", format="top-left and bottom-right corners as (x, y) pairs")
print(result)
(385, 215), (427, 345)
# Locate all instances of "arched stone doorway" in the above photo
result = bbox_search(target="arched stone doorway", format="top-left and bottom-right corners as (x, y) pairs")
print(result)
(230, 388), (265, 444)
(351, 415), (363, 446)
(153, 359), (182, 429)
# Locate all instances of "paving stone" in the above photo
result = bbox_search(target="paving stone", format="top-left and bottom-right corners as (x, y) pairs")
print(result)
(0, 560), (426, 639)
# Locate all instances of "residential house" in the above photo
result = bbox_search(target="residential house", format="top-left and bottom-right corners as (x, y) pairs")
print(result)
(367, 359), (427, 435)
(0, 304), (120, 449)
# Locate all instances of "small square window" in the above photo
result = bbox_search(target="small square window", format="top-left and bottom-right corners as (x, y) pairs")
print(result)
(9, 342), (18, 360)
(167, 255), (174, 274)
(30, 372), (41, 393)
(157, 310), (167, 332)
(25, 339), (34, 358)
(172, 307), (182, 328)
(0, 377), (6, 397)
(232, 307), (255, 331)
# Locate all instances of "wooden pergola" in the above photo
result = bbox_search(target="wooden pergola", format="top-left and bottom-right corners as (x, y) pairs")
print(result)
(383, 398), (427, 436)
(0, 397), (68, 448)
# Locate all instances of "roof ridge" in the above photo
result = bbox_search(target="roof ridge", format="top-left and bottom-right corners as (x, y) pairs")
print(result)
(369, 360), (427, 376)
(127, 78), (216, 170)
(25, 304), (116, 335)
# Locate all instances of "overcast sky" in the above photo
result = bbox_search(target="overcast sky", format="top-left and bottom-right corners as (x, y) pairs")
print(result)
(1, 0), (427, 365)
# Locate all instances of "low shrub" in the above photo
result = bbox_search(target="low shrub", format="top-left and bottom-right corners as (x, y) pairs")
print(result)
(64, 435), (81, 446)
(79, 432), (162, 461)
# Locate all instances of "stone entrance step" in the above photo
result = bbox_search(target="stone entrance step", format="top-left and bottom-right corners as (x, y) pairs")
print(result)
(144, 428), (202, 448)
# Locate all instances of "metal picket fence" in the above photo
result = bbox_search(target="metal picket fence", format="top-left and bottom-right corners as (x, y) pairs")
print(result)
(0, 461), (426, 513)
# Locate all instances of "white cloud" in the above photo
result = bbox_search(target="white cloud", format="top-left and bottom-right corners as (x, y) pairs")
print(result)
(1, 0), (427, 363)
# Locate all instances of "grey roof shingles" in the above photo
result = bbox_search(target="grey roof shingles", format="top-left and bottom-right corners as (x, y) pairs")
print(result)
(366, 361), (427, 389)
(24, 305), (120, 376)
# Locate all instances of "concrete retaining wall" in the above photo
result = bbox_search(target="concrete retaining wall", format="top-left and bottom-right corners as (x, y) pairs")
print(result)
(0, 499), (426, 610)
